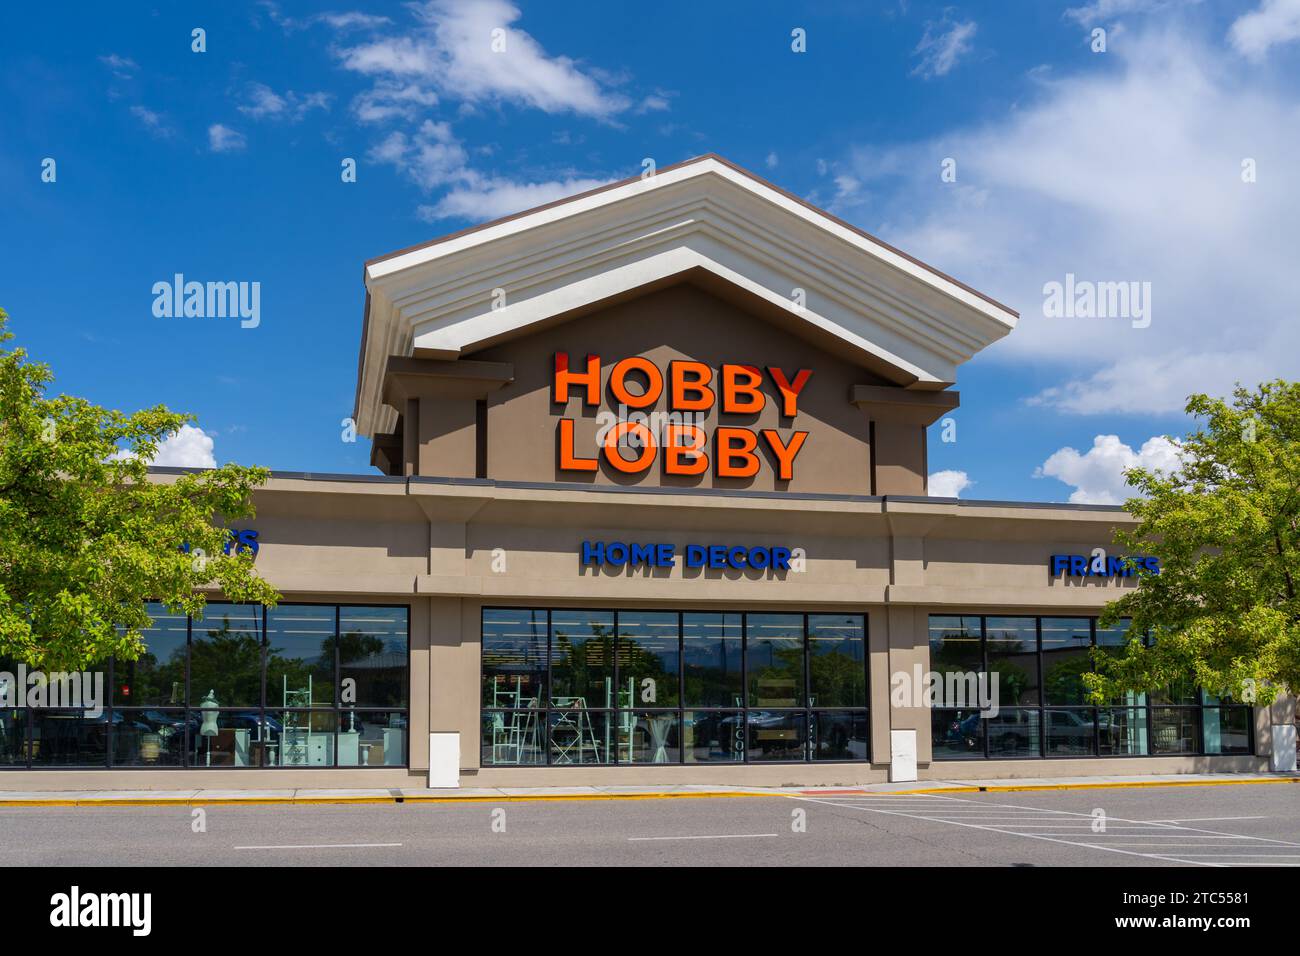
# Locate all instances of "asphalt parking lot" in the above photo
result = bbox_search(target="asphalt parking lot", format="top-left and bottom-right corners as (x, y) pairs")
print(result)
(1, 782), (1296, 867)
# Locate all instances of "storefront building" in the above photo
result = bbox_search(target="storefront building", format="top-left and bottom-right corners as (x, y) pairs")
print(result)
(3, 155), (1287, 788)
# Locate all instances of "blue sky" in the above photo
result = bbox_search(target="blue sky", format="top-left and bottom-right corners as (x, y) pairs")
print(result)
(2, 0), (1298, 503)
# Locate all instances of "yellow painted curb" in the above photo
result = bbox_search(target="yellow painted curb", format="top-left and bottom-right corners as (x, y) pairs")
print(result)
(0, 777), (1294, 807)
(0, 790), (776, 808)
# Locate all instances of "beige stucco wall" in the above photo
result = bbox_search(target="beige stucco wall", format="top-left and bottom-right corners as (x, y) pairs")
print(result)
(473, 283), (886, 495)
(2, 474), (1269, 791)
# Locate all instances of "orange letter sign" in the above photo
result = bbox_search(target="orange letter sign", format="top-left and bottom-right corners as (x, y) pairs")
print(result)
(554, 352), (601, 405)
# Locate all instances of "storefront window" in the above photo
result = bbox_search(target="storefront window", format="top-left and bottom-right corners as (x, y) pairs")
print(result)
(483, 609), (868, 766)
(809, 615), (866, 707)
(266, 605), (336, 707)
(618, 613), (680, 708)
(339, 607), (409, 708)
(928, 614), (1248, 760)
(550, 610), (615, 707)
(0, 603), (410, 771)
(746, 613), (804, 708)
(986, 617), (1039, 707)
(683, 613), (742, 706)
(189, 603), (263, 709)
(482, 609), (547, 708)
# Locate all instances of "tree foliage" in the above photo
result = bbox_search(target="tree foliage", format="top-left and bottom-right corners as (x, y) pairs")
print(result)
(0, 308), (278, 670)
(1088, 380), (1300, 707)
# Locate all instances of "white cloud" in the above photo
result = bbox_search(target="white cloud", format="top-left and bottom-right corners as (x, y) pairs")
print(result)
(152, 425), (218, 468)
(115, 425), (218, 469)
(352, 81), (439, 123)
(335, 0), (630, 119)
(911, 14), (977, 78)
(928, 469), (973, 498)
(420, 175), (610, 222)
(207, 124), (247, 152)
(318, 11), (392, 30)
(766, 151), (779, 169)
(370, 119), (611, 222)
(1035, 434), (1181, 504)
(1229, 0), (1300, 61)
(1063, 0), (1200, 25)
(130, 105), (173, 138)
(98, 53), (138, 78)
(834, 25), (1300, 415)
(237, 82), (331, 121)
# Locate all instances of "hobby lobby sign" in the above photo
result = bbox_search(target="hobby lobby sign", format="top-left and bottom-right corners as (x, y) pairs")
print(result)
(553, 353), (812, 480)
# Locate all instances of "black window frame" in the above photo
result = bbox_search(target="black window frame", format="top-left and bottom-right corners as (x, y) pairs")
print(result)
(481, 607), (870, 767)
(0, 601), (411, 771)
(928, 614), (1255, 761)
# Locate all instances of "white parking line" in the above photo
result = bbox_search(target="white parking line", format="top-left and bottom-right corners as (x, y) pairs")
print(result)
(235, 842), (403, 850)
(628, 833), (779, 841)
(1138, 816), (1269, 823)
(789, 792), (1300, 868)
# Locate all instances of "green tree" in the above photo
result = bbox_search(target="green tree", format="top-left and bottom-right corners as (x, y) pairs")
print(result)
(1088, 380), (1300, 707)
(0, 307), (278, 670)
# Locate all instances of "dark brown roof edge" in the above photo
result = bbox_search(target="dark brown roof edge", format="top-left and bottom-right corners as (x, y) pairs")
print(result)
(362, 152), (1018, 319)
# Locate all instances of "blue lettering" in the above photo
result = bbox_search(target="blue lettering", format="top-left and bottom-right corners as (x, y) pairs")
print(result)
(685, 545), (706, 568)
(772, 547), (791, 570)
(581, 540), (604, 565)
(656, 544), (675, 567)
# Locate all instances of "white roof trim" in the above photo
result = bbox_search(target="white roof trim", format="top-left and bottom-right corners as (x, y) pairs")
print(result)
(356, 155), (1017, 436)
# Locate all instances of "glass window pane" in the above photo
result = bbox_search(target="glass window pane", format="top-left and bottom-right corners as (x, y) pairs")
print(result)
(683, 613), (742, 707)
(1041, 617), (1093, 706)
(1152, 707), (1201, 753)
(550, 611), (615, 707)
(482, 609), (547, 708)
(620, 711), (681, 764)
(1203, 707), (1251, 755)
(1045, 708), (1095, 756)
(684, 710), (743, 763)
(114, 709), (186, 766)
(811, 711), (869, 761)
(1099, 707), (1148, 755)
(339, 606), (408, 707)
(189, 603), (263, 708)
(263, 710), (338, 767)
(988, 708), (1042, 757)
(549, 707), (612, 764)
(928, 616), (983, 706)
(617, 612), (679, 708)
(808, 614), (866, 707)
(266, 605), (336, 707)
(1095, 619), (1134, 646)
(746, 613), (804, 707)
(481, 710), (545, 766)
(0, 706), (27, 766)
(1152, 679), (1199, 706)
(986, 617), (1039, 706)
(745, 709), (808, 761)
(191, 708), (271, 767)
(337, 710), (407, 766)
(31, 710), (108, 767)
(931, 708), (984, 759)
(116, 602), (187, 706)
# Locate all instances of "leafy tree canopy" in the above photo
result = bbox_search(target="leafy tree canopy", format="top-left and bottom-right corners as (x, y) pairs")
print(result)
(1089, 380), (1300, 707)
(0, 308), (278, 670)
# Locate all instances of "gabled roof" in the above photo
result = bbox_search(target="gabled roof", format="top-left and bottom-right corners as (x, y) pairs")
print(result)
(355, 153), (1017, 435)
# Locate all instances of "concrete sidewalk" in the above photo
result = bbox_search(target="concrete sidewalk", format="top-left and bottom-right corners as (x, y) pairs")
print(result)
(0, 772), (1295, 806)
